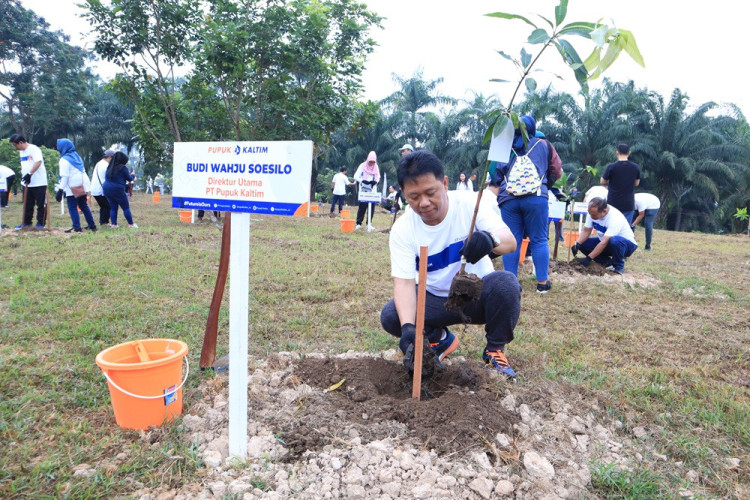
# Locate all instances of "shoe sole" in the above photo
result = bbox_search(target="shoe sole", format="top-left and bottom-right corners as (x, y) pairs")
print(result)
(436, 336), (458, 362)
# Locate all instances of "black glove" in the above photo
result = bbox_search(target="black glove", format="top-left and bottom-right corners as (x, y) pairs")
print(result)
(579, 256), (591, 267)
(460, 231), (494, 264)
(571, 243), (580, 257)
(22, 173), (31, 184)
(55, 189), (64, 202)
(364, 180), (377, 187)
(630, 224), (636, 231)
(398, 323), (416, 355)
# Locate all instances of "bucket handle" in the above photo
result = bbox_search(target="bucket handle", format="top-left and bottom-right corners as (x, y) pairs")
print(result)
(102, 357), (189, 400)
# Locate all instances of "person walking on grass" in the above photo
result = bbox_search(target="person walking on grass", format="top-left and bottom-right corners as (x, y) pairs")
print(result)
(601, 143), (641, 224)
(10, 134), (48, 230)
(353, 151), (380, 229)
(379, 151), (521, 380)
(57, 139), (97, 233)
(90, 149), (114, 226)
(632, 192), (661, 250)
(330, 166), (354, 214)
(0, 164), (15, 208)
(492, 116), (561, 294)
(572, 197), (637, 274)
(103, 151), (137, 228)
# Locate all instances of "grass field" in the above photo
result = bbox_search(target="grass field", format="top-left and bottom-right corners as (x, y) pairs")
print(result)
(0, 193), (748, 498)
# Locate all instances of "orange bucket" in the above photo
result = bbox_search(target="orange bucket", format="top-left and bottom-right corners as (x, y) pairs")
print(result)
(564, 231), (579, 248)
(178, 210), (192, 223)
(152, 191), (161, 203)
(340, 219), (355, 233)
(340, 209), (350, 219)
(96, 339), (189, 430)
(310, 205), (319, 213)
(518, 237), (530, 263)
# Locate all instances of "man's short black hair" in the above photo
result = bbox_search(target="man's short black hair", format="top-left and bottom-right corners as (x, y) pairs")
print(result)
(397, 150), (444, 188)
(617, 143), (630, 155)
(339, 166), (347, 173)
(588, 197), (608, 212)
(9, 134), (25, 144)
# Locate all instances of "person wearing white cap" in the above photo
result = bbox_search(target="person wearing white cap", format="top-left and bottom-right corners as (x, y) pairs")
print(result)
(90, 149), (114, 225)
(398, 144), (413, 157)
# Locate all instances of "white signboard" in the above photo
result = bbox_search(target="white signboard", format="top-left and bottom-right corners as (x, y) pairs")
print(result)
(358, 187), (381, 203)
(172, 141), (313, 216)
(548, 200), (566, 221)
(572, 202), (589, 215)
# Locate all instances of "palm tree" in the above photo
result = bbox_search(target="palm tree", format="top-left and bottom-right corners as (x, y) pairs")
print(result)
(638, 90), (738, 231)
(381, 69), (456, 148)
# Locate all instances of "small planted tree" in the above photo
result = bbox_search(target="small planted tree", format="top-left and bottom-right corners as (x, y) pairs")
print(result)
(734, 207), (749, 236)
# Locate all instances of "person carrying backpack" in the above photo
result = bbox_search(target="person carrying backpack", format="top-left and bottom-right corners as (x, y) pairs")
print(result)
(493, 116), (561, 293)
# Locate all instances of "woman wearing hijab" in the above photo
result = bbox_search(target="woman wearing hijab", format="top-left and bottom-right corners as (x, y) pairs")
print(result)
(103, 151), (137, 228)
(57, 139), (97, 233)
(353, 151), (380, 228)
(493, 116), (561, 293)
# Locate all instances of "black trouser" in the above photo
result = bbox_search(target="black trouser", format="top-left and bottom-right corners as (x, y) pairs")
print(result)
(94, 195), (111, 225)
(380, 271), (522, 351)
(197, 210), (220, 219)
(23, 185), (47, 226)
(1, 175), (14, 207)
(356, 202), (376, 225)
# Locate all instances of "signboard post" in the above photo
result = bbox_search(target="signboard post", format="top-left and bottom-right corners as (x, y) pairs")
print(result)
(172, 140), (313, 460)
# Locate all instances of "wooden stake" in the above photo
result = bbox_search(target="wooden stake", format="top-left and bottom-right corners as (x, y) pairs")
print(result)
(412, 245), (428, 400)
(567, 203), (576, 262)
(200, 212), (232, 368)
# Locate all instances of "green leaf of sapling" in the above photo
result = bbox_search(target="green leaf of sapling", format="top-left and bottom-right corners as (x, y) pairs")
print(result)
(520, 48), (532, 68)
(528, 28), (550, 44)
(525, 77), (537, 92)
(485, 12), (538, 28)
(555, 0), (568, 26)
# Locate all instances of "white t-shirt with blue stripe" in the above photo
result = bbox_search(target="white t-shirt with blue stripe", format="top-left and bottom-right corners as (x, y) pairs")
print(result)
(389, 190), (504, 297)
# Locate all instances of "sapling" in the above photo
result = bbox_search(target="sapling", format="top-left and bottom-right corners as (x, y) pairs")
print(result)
(734, 207), (749, 236)
(447, 0), (645, 309)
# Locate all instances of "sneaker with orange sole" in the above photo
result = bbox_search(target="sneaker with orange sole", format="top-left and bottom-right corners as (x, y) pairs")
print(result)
(430, 328), (458, 362)
(483, 349), (517, 380)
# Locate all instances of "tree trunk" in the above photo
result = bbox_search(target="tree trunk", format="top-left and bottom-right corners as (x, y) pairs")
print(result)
(674, 210), (683, 232)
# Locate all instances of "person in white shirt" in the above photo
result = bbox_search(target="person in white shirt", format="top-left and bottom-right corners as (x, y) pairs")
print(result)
(90, 149), (114, 225)
(455, 171), (473, 191)
(10, 134), (48, 229)
(57, 139), (97, 233)
(329, 166), (353, 214)
(572, 197), (637, 274)
(0, 164), (15, 208)
(380, 151), (521, 379)
(632, 192), (661, 250)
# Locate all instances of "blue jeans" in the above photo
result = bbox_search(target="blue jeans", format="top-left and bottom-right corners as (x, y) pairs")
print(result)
(620, 210), (635, 225)
(500, 195), (550, 281)
(67, 195), (96, 230)
(380, 271), (521, 351)
(579, 235), (637, 272)
(639, 209), (658, 249)
(103, 183), (134, 226)
(330, 194), (346, 213)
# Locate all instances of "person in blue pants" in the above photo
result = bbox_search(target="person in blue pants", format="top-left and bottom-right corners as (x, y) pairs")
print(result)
(492, 116), (562, 293)
(102, 151), (137, 228)
(572, 197), (638, 274)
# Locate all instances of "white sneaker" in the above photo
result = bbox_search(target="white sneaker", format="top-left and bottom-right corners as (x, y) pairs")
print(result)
(210, 215), (217, 222)
(355, 224), (361, 230)
(128, 223), (138, 228)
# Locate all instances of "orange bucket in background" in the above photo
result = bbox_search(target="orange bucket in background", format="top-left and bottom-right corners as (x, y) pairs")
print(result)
(340, 219), (355, 233)
(178, 210), (192, 223)
(96, 339), (189, 430)
(310, 205), (319, 213)
(564, 231), (579, 248)
(340, 209), (350, 219)
(152, 191), (161, 203)
(518, 237), (530, 263)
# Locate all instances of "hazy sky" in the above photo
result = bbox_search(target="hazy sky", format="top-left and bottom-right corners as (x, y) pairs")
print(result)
(19, 0), (750, 117)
